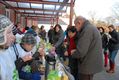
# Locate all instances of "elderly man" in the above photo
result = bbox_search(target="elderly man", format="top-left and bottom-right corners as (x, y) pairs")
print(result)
(71, 16), (103, 80)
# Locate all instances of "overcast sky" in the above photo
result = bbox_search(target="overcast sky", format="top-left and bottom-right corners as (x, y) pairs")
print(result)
(74, 0), (119, 19)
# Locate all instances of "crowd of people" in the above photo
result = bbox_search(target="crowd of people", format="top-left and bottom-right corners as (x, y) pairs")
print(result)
(0, 14), (119, 80)
(98, 25), (119, 73)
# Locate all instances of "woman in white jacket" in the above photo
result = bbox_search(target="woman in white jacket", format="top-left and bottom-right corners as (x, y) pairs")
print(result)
(0, 15), (42, 80)
(0, 15), (18, 80)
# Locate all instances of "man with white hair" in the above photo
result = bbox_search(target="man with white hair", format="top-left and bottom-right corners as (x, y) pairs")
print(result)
(71, 16), (103, 80)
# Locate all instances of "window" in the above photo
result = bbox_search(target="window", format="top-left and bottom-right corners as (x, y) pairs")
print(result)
(5, 9), (10, 19)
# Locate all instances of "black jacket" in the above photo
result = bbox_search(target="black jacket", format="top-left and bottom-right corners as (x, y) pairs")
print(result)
(108, 30), (119, 51)
(101, 33), (108, 49)
(15, 52), (40, 71)
(39, 30), (46, 40)
(48, 29), (54, 44)
(53, 30), (64, 48)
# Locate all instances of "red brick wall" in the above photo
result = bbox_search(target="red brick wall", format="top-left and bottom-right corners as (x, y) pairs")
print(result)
(33, 20), (38, 26)
(27, 18), (38, 27)
(0, 3), (38, 26)
(10, 9), (15, 23)
(0, 3), (16, 24)
(16, 14), (21, 24)
(21, 16), (26, 27)
(0, 3), (6, 15)
(27, 19), (32, 27)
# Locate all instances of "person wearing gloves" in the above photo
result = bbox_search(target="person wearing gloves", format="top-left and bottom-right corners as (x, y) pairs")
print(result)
(0, 15), (18, 80)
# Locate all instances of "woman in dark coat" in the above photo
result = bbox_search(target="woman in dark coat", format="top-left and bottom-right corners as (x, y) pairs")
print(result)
(98, 27), (109, 67)
(52, 24), (65, 59)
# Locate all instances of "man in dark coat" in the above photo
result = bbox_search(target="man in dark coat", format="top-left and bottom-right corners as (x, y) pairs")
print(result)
(39, 25), (46, 41)
(48, 26), (54, 44)
(71, 16), (103, 80)
(107, 25), (119, 73)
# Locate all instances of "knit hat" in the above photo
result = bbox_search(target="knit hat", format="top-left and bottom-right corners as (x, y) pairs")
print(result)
(0, 15), (12, 45)
(21, 33), (36, 46)
(26, 28), (37, 36)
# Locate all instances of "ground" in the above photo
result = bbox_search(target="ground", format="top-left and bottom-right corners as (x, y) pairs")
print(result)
(94, 51), (119, 80)
(94, 66), (119, 80)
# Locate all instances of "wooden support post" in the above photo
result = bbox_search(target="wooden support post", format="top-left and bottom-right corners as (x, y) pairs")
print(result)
(50, 18), (52, 26)
(69, 0), (74, 26)
(25, 17), (27, 26)
(53, 18), (54, 26)
(20, 14), (21, 24)
(56, 16), (59, 24)
(14, 11), (16, 24)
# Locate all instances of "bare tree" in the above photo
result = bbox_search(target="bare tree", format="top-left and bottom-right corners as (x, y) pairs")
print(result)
(105, 16), (116, 25)
(112, 2), (119, 21)
(96, 20), (106, 27)
(88, 11), (97, 24)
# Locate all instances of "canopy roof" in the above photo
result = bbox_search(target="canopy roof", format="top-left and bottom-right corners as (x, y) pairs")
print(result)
(2, 0), (71, 21)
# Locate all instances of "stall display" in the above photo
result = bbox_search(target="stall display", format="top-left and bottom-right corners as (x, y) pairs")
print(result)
(22, 39), (75, 80)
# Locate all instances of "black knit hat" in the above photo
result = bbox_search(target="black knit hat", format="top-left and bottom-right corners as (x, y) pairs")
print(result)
(67, 26), (77, 33)
(21, 33), (36, 46)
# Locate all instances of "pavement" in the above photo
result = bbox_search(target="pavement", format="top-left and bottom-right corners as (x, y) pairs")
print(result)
(94, 66), (119, 80)
(94, 51), (119, 80)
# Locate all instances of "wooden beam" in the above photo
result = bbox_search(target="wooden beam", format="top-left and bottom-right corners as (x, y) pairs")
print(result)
(9, 7), (65, 13)
(25, 17), (27, 26)
(21, 14), (57, 17)
(5, 0), (70, 6)
(0, 1), (13, 8)
(69, 0), (74, 26)
(56, 16), (59, 24)
(26, 16), (56, 19)
(16, 12), (61, 16)
(53, 18), (54, 26)
(28, 18), (56, 21)
(14, 11), (16, 24)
